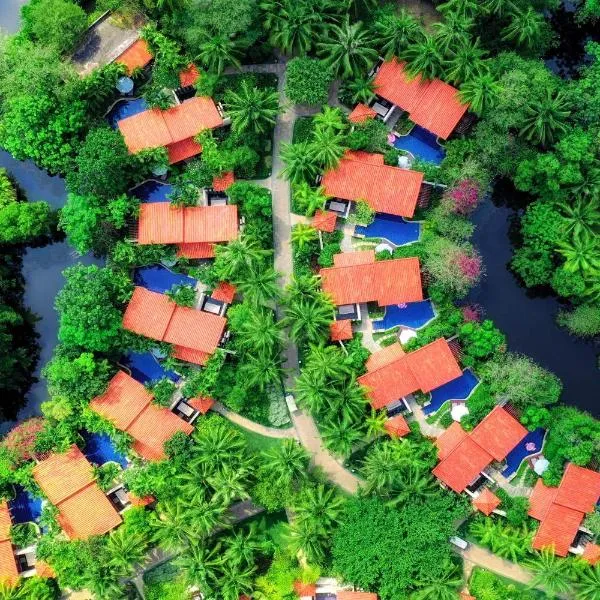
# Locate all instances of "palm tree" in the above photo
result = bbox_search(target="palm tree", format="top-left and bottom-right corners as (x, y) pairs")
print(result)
(374, 10), (424, 59)
(219, 561), (256, 600)
(401, 35), (444, 80)
(313, 106), (347, 133)
(432, 12), (474, 57)
(238, 309), (283, 355)
(295, 484), (344, 530)
(262, 439), (309, 487)
(501, 7), (546, 51)
(174, 542), (223, 594)
(492, 524), (532, 562)
(362, 442), (405, 494)
(342, 76), (376, 105)
(482, 0), (515, 16)
(241, 349), (283, 392)
(236, 266), (281, 307)
(281, 142), (320, 185)
(557, 232), (600, 275)
(285, 274), (322, 303)
(193, 420), (246, 473)
(318, 18), (378, 79)
(365, 409), (387, 439)
(285, 519), (327, 564)
(556, 198), (600, 239)
(214, 236), (272, 281)
(459, 72), (502, 116)
(575, 565), (600, 600)
(152, 500), (199, 552)
(293, 182), (329, 217)
(322, 416), (362, 457)
(291, 223), (319, 249)
(469, 517), (502, 547)
(106, 526), (148, 573)
(283, 294), (334, 345)
(187, 498), (230, 537)
(306, 344), (350, 381)
(224, 521), (269, 567)
(411, 561), (463, 599)
(526, 546), (576, 596)
(310, 127), (347, 170)
(295, 367), (333, 414)
(445, 38), (487, 85)
(225, 82), (280, 135)
(197, 34), (242, 74)
(437, 0), (480, 18)
(208, 464), (251, 505)
(519, 89), (570, 147)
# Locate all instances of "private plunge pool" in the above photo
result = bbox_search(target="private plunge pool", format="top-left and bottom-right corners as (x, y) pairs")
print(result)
(355, 214), (421, 246)
(373, 299), (435, 331)
(106, 97), (148, 129)
(502, 427), (546, 479)
(81, 431), (128, 468)
(121, 351), (180, 385)
(392, 125), (446, 165)
(9, 486), (42, 524)
(423, 368), (479, 415)
(134, 265), (197, 294)
(130, 180), (173, 203)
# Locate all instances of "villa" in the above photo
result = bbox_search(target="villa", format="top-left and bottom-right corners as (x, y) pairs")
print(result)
(118, 95), (225, 164)
(32, 446), (123, 540)
(320, 250), (423, 321)
(135, 202), (239, 258)
(358, 338), (462, 412)
(528, 463), (600, 558)
(122, 286), (227, 365)
(371, 58), (470, 139)
(432, 407), (527, 494)
(320, 151), (429, 218)
(90, 371), (195, 461)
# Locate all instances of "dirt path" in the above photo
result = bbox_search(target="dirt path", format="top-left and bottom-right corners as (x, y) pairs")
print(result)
(211, 401), (296, 438)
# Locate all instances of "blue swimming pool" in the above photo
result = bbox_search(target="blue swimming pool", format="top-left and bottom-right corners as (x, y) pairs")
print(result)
(424, 369), (479, 415)
(502, 427), (546, 478)
(373, 300), (435, 331)
(393, 125), (446, 165)
(134, 265), (197, 294)
(121, 352), (180, 385)
(355, 214), (420, 246)
(130, 180), (173, 203)
(106, 98), (148, 129)
(82, 431), (128, 468)
(9, 486), (42, 524)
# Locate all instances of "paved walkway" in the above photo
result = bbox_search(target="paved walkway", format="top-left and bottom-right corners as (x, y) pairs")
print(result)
(211, 401), (296, 438)
(459, 544), (533, 586)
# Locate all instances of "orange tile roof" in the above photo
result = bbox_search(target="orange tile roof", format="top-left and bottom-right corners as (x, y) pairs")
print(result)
(528, 479), (559, 521)
(179, 63), (201, 87)
(432, 436), (493, 493)
(0, 540), (18, 587)
(321, 151), (424, 217)
(177, 242), (216, 259)
(373, 59), (468, 139)
(333, 250), (375, 267)
(532, 503), (584, 556)
(294, 581), (317, 597)
(212, 171), (235, 192)
(0, 502), (11, 541)
(212, 281), (236, 304)
(365, 342), (405, 372)
(582, 543), (600, 566)
(35, 560), (56, 578)
(172, 345), (211, 365)
(337, 593), (378, 600)
(435, 421), (468, 461)
(554, 463), (600, 514)
(460, 594), (475, 600)
(123, 286), (176, 341)
(330, 320), (353, 342)
(33, 446), (122, 540)
(358, 338), (461, 409)
(115, 39), (153, 75)
(320, 255), (423, 307)
(163, 306), (226, 354)
(188, 396), (215, 414)
(118, 96), (223, 154)
(472, 488), (501, 516)
(137, 203), (238, 245)
(91, 372), (193, 461)
(312, 209), (337, 233)
(384, 415), (410, 438)
(470, 406), (528, 461)
(167, 137), (203, 164)
(349, 103), (377, 123)
(346, 150), (385, 165)
(128, 492), (155, 507)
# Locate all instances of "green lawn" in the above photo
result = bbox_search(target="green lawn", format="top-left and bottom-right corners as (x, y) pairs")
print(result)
(234, 424), (287, 454)
(469, 567), (551, 599)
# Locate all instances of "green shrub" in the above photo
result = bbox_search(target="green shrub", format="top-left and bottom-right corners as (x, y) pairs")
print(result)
(557, 304), (600, 337)
(293, 117), (316, 143)
(149, 378), (176, 407)
(10, 522), (38, 548)
(165, 284), (196, 307)
(353, 200), (375, 226)
(93, 462), (121, 492)
(285, 58), (332, 105)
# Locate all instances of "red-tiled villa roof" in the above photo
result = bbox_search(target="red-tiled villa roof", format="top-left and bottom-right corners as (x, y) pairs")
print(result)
(348, 103), (377, 123)
(330, 319), (353, 342)
(115, 39), (153, 75)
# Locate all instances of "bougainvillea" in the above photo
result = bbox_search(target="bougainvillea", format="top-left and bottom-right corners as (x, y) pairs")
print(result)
(3, 418), (45, 463)
(446, 179), (481, 215)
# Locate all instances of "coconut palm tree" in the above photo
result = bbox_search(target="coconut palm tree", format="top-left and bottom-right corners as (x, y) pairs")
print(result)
(193, 421), (247, 473)
(219, 561), (256, 600)
(336, 376), (368, 423)
(445, 38), (487, 85)
(318, 18), (378, 79)
(295, 483), (344, 530)
(401, 35), (444, 80)
(283, 294), (334, 345)
(556, 198), (600, 240)
(374, 10), (424, 59)
(362, 442), (405, 494)
(437, 0), (480, 17)
(106, 527), (148, 573)
(285, 274), (322, 303)
(305, 343), (350, 381)
(214, 236), (272, 281)
(225, 82), (280, 135)
(281, 142), (320, 185)
(186, 497), (229, 538)
(208, 464), (251, 505)
(197, 34), (242, 74)
(238, 309), (283, 356)
(291, 223), (319, 249)
(469, 517), (501, 547)
(309, 127), (347, 170)
(224, 521), (269, 567)
(411, 560), (463, 599)
(482, 0), (515, 16)
(526, 546), (576, 596)
(557, 232), (600, 275)
(174, 542), (223, 594)
(262, 439), (310, 487)
(501, 7), (546, 51)
(432, 12), (474, 57)
(152, 500), (199, 552)
(241, 349), (283, 392)
(322, 416), (362, 457)
(285, 519), (328, 565)
(459, 72), (502, 116)
(342, 76), (376, 105)
(293, 182), (329, 217)
(365, 409), (387, 439)
(236, 266), (280, 307)
(295, 367), (333, 414)
(519, 89), (570, 147)
(314, 106), (347, 133)
(493, 524), (532, 562)
(575, 564), (600, 600)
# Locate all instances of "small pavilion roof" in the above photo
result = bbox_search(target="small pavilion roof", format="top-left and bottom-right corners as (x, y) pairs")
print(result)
(128, 492), (155, 507)
(337, 593), (378, 600)
(179, 63), (200, 87)
(212, 171), (235, 192)
(348, 103), (377, 123)
(365, 342), (405, 372)
(459, 594), (476, 600)
(435, 421), (468, 461)
(312, 209), (337, 233)
(330, 320), (353, 342)
(35, 560), (56, 579)
(321, 151), (424, 217)
(472, 488), (501, 516)
(320, 253), (423, 307)
(384, 415), (410, 438)
(582, 543), (600, 566)
(115, 39), (153, 75)
(188, 396), (215, 414)
(294, 581), (317, 598)
(212, 281), (236, 304)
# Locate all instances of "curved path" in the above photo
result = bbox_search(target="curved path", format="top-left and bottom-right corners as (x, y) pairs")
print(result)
(211, 401), (295, 438)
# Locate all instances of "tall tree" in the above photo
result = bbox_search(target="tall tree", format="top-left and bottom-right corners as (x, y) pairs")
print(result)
(197, 34), (242, 74)
(501, 7), (547, 52)
(445, 39), (487, 85)
(310, 127), (347, 170)
(526, 547), (576, 596)
(459, 72), (502, 116)
(519, 89), (570, 147)
(401, 35), (444, 80)
(281, 142), (320, 185)
(374, 10), (425, 60)
(225, 81), (280, 134)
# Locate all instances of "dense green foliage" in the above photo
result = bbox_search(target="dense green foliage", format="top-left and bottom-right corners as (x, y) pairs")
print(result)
(285, 57), (333, 105)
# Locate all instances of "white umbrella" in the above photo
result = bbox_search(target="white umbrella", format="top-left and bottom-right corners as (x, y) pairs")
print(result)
(116, 76), (134, 94)
(399, 328), (417, 345)
(451, 403), (469, 422)
(533, 457), (550, 475)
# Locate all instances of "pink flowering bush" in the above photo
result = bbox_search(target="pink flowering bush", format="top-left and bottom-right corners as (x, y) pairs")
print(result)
(457, 252), (483, 282)
(462, 304), (483, 323)
(446, 179), (480, 215)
